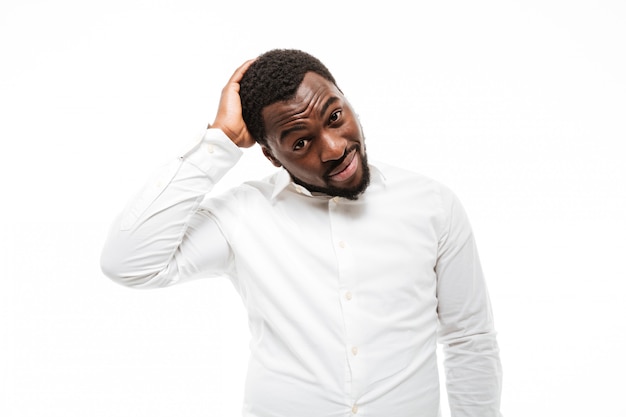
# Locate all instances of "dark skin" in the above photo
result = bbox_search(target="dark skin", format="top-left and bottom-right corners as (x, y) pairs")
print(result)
(212, 60), (369, 199)
(210, 59), (257, 148)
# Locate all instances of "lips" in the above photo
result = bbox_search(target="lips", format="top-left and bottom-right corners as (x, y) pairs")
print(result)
(327, 149), (359, 182)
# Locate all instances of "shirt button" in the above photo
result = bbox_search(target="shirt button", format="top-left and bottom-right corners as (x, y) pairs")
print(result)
(352, 404), (359, 414)
(206, 144), (215, 154)
(345, 291), (353, 301)
(338, 240), (346, 248)
(351, 346), (359, 356)
(332, 197), (340, 203)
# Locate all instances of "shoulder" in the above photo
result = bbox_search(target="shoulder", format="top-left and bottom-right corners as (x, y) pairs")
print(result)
(371, 161), (465, 227)
(372, 161), (452, 200)
(201, 169), (283, 209)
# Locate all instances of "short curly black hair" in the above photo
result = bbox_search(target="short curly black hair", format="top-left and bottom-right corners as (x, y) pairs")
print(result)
(239, 49), (338, 147)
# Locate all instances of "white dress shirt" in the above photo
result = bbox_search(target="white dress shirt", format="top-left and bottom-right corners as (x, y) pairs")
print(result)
(101, 128), (502, 417)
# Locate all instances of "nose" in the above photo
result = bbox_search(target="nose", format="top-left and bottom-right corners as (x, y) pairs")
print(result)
(319, 132), (347, 162)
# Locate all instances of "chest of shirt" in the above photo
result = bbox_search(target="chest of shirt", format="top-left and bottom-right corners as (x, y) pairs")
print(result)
(222, 187), (440, 313)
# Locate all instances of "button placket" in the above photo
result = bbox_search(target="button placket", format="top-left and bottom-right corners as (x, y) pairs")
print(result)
(329, 199), (362, 403)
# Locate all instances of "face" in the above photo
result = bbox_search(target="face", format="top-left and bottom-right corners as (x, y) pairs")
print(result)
(261, 72), (370, 200)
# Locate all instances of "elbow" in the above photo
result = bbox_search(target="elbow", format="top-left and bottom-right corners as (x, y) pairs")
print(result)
(100, 247), (139, 288)
(99, 245), (167, 289)
(100, 243), (120, 282)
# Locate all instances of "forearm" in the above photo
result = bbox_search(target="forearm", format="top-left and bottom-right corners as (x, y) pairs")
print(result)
(100, 128), (242, 288)
(436, 186), (503, 416)
(442, 330), (502, 417)
(438, 255), (503, 417)
(437, 236), (503, 416)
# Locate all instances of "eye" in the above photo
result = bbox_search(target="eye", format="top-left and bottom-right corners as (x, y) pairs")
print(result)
(329, 110), (342, 123)
(293, 138), (310, 151)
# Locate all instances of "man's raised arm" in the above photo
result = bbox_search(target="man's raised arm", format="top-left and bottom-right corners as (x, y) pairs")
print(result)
(100, 59), (256, 288)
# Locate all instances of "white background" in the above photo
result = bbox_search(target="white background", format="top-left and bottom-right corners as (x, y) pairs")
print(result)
(1, 0), (624, 416)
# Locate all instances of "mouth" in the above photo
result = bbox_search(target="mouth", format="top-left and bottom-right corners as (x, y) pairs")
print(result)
(326, 149), (359, 183)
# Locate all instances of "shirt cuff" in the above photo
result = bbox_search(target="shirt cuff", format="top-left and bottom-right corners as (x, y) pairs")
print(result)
(180, 128), (243, 180)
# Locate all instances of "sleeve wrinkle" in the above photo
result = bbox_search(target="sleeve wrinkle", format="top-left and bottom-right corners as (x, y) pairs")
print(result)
(101, 129), (241, 289)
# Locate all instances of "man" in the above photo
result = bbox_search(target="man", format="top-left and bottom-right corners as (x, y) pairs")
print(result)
(101, 49), (503, 416)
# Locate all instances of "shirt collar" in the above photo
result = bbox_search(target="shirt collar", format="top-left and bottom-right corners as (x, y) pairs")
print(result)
(270, 162), (387, 200)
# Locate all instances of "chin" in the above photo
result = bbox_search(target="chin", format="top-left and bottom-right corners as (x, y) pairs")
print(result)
(291, 156), (371, 201)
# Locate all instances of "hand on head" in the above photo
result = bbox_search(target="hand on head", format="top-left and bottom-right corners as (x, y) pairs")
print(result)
(211, 58), (257, 148)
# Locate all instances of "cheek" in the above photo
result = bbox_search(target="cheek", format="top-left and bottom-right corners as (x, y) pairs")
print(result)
(289, 160), (320, 179)
(281, 156), (325, 184)
(341, 119), (363, 142)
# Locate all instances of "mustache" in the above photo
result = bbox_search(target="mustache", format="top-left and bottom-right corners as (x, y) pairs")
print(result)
(324, 144), (359, 178)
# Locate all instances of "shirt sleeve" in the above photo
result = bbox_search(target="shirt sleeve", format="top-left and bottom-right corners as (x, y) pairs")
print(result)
(435, 186), (503, 417)
(100, 128), (243, 289)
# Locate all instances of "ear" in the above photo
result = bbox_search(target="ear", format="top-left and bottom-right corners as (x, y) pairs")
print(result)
(262, 146), (282, 168)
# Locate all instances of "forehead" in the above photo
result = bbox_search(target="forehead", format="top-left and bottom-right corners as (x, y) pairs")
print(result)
(262, 72), (342, 140)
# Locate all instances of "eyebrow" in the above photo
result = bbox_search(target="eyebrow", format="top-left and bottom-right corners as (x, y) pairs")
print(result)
(320, 96), (339, 119)
(279, 125), (307, 143)
(278, 96), (340, 143)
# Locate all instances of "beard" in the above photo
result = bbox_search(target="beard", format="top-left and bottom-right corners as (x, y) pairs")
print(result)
(289, 148), (371, 201)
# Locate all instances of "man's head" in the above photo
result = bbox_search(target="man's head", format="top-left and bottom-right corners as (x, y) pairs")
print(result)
(240, 49), (370, 200)
(240, 49), (338, 147)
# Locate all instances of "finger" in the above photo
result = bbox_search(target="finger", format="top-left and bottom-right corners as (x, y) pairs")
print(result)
(227, 58), (257, 84)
